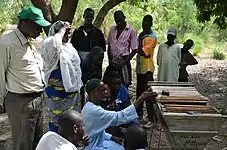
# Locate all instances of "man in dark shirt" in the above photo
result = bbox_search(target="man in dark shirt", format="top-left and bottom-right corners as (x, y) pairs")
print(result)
(71, 8), (106, 108)
(71, 8), (106, 80)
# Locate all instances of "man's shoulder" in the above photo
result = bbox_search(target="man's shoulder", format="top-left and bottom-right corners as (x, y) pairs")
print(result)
(82, 101), (104, 115)
(72, 26), (84, 33)
(37, 131), (78, 150)
(92, 26), (103, 33)
(159, 42), (166, 47)
(127, 24), (136, 32)
(40, 131), (59, 139)
(0, 30), (18, 46)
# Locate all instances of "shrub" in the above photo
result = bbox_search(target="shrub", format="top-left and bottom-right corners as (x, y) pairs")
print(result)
(212, 46), (226, 60)
(189, 35), (204, 56)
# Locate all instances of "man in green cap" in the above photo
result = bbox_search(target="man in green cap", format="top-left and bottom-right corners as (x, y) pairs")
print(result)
(0, 6), (50, 150)
(81, 78), (157, 150)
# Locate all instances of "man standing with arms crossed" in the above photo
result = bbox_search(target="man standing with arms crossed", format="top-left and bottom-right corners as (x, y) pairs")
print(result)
(0, 7), (51, 150)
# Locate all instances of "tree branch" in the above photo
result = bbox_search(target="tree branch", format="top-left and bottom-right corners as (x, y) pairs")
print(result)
(30, 0), (56, 22)
(94, 0), (126, 28)
(57, 0), (79, 23)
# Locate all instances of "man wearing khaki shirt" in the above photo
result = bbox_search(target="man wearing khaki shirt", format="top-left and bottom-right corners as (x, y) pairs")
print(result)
(0, 7), (50, 150)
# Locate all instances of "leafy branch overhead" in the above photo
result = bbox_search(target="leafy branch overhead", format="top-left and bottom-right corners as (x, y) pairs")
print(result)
(194, 0), (227, 29)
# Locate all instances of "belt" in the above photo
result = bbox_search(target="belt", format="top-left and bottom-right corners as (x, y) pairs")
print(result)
(8, 91), (43, 97)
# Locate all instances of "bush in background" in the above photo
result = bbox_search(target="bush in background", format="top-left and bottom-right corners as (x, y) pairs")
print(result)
(191, 35), (205, 56)
(212, 46), (226, 60)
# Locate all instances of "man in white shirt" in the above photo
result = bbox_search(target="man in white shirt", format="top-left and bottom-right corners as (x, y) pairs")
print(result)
(36, 110), (88, 150)
(124, 125), (148, 150)
(0, 6), (51, 150)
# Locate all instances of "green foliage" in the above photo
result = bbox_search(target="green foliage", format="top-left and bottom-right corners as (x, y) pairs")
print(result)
(1, 0), (227, 59)
(212, 46), (226, 60)
(194, 0), (227, 29)
(0, 0), (32, 35)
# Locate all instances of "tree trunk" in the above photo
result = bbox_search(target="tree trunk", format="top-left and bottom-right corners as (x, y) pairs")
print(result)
(57, 0), (79, 23)
(94, 0), (126, 29)
(30, 0), (56, 22)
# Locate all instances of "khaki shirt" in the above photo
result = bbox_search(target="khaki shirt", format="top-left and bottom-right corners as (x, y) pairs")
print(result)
(0, 28), (44, 105)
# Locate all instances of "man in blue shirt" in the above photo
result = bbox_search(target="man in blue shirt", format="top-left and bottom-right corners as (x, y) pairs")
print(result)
(81, 78), (157, 150)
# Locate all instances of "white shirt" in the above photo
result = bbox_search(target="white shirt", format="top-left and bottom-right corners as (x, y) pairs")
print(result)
(0, 28), (44, 105)
(36, 131), (78, 150)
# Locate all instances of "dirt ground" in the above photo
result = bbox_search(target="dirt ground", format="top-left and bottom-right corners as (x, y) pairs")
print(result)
(0, 54), (227, 150)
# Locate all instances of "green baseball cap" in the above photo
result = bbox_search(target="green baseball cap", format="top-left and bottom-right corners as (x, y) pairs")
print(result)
(18, 6), (51, 27)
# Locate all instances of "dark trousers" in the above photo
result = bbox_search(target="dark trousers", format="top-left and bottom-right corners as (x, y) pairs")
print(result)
(5, 92), (43, 150)
(136, 72), (156, 121)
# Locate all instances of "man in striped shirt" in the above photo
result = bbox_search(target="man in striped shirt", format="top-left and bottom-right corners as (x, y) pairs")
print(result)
(107, 10), (138, 88)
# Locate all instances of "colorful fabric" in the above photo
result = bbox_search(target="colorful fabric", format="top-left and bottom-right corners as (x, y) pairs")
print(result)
(45, 62), (81, 124)
(136, 31), (157, 74)
(49, 122), (58, 133)
(107, 24), (138, 60)
(42, 21), (83, 93)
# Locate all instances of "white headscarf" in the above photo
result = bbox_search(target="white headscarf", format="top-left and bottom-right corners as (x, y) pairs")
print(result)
(42, 21), (83, 92)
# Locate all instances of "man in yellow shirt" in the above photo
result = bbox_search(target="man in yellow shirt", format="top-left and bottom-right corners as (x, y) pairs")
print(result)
(136, 15), (157, 128)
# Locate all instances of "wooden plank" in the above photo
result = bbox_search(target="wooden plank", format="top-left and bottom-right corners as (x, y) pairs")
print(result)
(164, 106), (218, 114)
(157, 95), (208, 101)
(148, 81), (194, 87)
(164, 104), (213, 108)
(152, 86), (202, 96)
(159, 100), (207, 105)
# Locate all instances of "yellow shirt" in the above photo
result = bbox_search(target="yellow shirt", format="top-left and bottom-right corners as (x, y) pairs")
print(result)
(136, 32), (157, 74)
(0, 28), (44, 105)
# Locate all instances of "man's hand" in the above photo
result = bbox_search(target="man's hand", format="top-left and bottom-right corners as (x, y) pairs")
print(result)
(138, 89), (158, 102)
(111, 136), (123, 145)
(133, 89), (158, 108)
(0, 104), (6, 114)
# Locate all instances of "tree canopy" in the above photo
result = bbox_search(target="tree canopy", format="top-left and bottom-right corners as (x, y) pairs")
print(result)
(194, 0), (227, 29)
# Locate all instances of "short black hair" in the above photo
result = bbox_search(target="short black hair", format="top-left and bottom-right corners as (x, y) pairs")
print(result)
(143, 15), (153, 25)
(114, 10), (125, 18)
(103, 68), (122, 84)
(124, 125), (148, 149)
(58, 110), (83, 136)
(186, 39), (194, 46)
(83, 8), (94, 16)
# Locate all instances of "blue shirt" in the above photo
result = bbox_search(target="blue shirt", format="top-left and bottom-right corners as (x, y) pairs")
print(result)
(115, 85), (131, 111)
(81, 102), (138, 150)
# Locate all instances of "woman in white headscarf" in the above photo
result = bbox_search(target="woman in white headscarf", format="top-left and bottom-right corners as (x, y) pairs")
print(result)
(42, 21), (83, 133)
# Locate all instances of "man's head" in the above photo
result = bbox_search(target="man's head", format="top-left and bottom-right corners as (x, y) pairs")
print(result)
(114, 10), (126, 28)
(104, 71), (122, 93)
(124, 125), (148, 150)
(83, 8), (95, 25)
(182, 39), (194, 52)
(18, 6), (50, 38)
(90, 46), (104, 64)
(142, 15), (153, 33)
(58, 110), (85, 146)
(86, 78), (108, 104)
(167, 29), (177, 43)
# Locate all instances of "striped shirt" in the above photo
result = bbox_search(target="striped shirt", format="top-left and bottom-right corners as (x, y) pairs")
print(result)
(107, 24), (138, 60)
